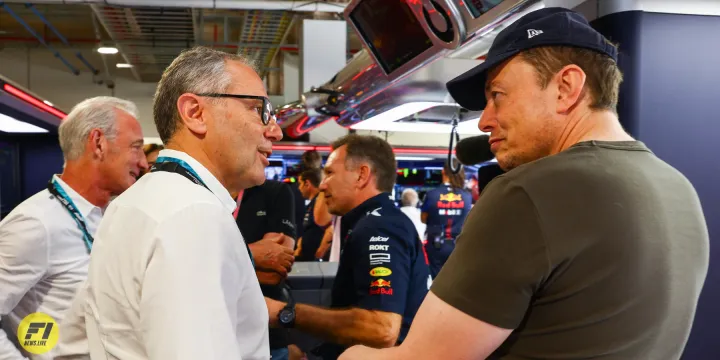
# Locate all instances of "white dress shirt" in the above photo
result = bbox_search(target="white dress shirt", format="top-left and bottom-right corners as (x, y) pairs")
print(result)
(57, 149), (269, 360)
(0, 175), (100, 360)
(400, 206), (426, 240)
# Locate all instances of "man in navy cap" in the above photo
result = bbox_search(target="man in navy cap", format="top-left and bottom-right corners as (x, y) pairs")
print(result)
(340, 7), (708, 360)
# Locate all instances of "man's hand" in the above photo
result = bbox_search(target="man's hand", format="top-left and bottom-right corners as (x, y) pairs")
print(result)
(265, 297), (286, 328)
(264, 232), (295, 249)
(249, 234), (294, 275)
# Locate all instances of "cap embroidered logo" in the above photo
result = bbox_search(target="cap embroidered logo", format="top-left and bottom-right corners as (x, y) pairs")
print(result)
(527, 29), (544, 39)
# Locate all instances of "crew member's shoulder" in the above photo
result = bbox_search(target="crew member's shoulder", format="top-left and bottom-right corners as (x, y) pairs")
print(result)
(354, 205), (416, 241)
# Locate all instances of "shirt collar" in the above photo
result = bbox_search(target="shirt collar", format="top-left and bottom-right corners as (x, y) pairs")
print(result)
(156, 149), (236, 213)
(52, 174), (101, 218)
(341, 193), (393, 230)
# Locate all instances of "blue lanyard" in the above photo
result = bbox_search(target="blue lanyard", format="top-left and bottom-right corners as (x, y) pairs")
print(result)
(151, 157), (255, 268)
(47, 179), (93, 253)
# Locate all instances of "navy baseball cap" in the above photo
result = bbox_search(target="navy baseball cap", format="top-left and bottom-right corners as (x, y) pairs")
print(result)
(447, 7), (618, 111)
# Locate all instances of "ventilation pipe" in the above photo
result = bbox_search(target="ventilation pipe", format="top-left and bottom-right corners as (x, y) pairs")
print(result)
(4, 0), (347, 13)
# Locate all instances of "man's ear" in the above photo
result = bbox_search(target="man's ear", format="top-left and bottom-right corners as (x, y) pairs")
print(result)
(555, 64), (587, 114)
(87, 128), (107, 159)
(356, 163), (373, 189)
(177, 93), (209, 136)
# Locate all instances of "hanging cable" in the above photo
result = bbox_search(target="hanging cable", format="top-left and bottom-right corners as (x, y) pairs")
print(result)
(448, 109), (462, 174)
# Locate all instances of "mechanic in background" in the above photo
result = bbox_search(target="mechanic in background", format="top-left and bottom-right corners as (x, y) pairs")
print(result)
(420, 159), (472, 278)
(294, 168), (332, 261)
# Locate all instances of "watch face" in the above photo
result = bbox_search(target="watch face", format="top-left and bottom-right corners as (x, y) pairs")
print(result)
(280, 309), (295, 324)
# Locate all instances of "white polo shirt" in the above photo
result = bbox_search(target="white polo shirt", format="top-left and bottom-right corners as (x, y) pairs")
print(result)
(58, 149), (269, 360)
(0, 175), (100, 360)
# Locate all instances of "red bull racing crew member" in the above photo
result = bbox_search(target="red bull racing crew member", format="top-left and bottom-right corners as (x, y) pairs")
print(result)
(266, 134), (431, 360)
(420, 159), (473, 278)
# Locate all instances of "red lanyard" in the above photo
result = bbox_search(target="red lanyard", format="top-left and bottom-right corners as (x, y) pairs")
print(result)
(232, 190), (244, 220)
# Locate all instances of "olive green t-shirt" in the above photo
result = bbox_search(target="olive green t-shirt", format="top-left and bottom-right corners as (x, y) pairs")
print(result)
(432, 141), (709, 359)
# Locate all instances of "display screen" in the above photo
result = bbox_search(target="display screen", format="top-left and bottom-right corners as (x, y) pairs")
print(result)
(396, 168), (443, 187)
(465, 0), (505, 18)
(349, 0), (433, 74)
(265, 160), (285, 181)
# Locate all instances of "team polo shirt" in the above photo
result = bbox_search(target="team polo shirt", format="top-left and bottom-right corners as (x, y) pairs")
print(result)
(331, 193), (431, 341)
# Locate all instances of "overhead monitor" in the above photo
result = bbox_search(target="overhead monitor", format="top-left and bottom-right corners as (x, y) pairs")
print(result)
(348, 0), (433, 75)
(464, 0), (506, 18)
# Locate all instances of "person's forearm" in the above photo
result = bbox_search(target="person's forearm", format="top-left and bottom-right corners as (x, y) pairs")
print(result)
(339, 344), (406, 360)
(257, 271), (283, 285)
(294, 304), (396, 348)
(315, 231), (332, 259)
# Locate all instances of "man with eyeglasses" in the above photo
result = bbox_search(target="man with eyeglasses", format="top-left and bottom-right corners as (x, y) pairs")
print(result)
(56, 46), (283, 360)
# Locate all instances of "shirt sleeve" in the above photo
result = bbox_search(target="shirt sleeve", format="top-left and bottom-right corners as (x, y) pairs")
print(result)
(430, 176), (549, 330)
(266, 183), (297, 238)
(420, 191), (432, 213)
(0, 213), (49, 360)
(348, 221), (412, 316)
(140, 203), (251, 360)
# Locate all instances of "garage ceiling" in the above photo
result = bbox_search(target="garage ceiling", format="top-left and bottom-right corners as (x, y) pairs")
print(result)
(0, 1), (360, 91)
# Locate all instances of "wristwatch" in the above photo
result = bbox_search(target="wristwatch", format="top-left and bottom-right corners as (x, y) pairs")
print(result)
(278, 297), (296, 328)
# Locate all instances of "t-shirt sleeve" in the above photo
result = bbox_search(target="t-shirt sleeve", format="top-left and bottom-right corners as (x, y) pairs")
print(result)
(266, 183), (297, 238)
(431, 176), (549, 330)
(348, 221), (412, 315)
(420, 191), (432, 213)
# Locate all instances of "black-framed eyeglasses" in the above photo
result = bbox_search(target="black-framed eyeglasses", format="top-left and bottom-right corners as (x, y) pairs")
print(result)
(195, 93), (275, 125)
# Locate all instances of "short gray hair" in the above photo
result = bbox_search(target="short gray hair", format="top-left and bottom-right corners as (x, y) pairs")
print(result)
(153, 46), (257, 144)
(58, 96), (138, 161)
(401, 188), (419, 207)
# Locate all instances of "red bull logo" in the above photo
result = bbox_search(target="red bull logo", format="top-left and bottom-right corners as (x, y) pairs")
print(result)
(370, 279), (391, 288)
(439, 193), (463, 202)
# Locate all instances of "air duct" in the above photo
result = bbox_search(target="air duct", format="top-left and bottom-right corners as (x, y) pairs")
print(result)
(3, 0), (347, 13)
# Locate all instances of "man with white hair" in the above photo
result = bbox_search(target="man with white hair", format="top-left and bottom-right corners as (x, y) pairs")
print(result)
(0, 96), (147, 359)
(399, 188), (425, 240)
(66, 46), (283, 360)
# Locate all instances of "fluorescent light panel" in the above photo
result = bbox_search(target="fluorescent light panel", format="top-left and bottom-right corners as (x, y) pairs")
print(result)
(116, 63), (133, 68)
(395, 156), (435, 161)
(0, 113), (48, 133)
(351, 102), (488, 135)
(97, 46), (118, 54)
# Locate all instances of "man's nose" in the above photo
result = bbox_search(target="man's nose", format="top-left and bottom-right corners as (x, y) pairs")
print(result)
(265, 118), (283, 142)
(478, 102), (496, 134)
(139, 155), (149, 171)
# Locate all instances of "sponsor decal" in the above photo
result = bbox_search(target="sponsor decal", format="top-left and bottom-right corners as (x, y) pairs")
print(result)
(369, 236), (389, 242)
(256, 210), (266, 217)
(370, 278), (393, 295)
(439, 193), (463, 202)
(369, 244), (389, 251)
(370, 288), (393, 295)
(370, 253), (391, 265)
(369, 267), (392, 277)
(368, 207), (382, 217)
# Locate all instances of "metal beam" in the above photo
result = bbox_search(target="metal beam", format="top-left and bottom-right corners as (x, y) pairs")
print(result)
(89, 4), (142, 82)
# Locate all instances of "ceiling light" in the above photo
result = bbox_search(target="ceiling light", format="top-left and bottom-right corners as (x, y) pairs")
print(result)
(395, 156), (435, 161)
(116, 63), (133, 68)
(350, 102), (487, 135)
(0, 113), (48, 133)
(97, 46), (118, 54)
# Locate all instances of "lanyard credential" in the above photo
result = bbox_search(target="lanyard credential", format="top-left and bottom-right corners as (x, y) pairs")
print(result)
(151, 157), (255, 267)
(47, 179), (93, 253)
